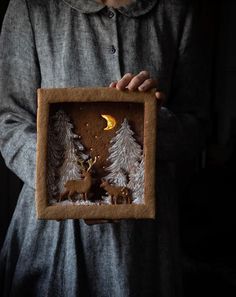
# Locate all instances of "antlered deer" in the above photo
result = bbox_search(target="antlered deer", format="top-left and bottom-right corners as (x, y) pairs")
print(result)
(59, 157), (96, 202)
(100, 179), (132, 204)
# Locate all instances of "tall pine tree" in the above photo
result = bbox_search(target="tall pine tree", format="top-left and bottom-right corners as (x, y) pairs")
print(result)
(47, 110), (88, 197)
(128, 156), (145, 204)
(47, 112), (65, 199)
(104, 118), (142, 187)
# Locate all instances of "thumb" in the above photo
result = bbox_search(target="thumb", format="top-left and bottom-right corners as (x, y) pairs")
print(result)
(155, 91), (166, 105)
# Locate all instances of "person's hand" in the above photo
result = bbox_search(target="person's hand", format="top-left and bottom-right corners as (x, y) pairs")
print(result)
(109, 70), (166, 104)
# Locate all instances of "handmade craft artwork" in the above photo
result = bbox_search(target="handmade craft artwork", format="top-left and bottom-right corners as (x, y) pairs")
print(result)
(36, 87), (158, 220)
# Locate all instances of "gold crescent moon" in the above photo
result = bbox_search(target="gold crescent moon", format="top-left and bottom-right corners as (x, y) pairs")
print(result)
(101, 114), (117, 130)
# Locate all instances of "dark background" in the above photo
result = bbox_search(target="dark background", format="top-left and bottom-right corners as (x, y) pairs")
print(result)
(1, 1), (236, 296)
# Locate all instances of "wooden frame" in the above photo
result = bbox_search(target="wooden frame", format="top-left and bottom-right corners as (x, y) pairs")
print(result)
(36, 87), (157, 220)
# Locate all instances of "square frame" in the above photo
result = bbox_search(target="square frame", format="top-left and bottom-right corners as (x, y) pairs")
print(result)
(36, 87), (157, 220)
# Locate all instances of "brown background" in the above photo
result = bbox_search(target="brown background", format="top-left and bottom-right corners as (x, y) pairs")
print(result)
(50, 102), (144, 201)
(51, 102), (144, 176)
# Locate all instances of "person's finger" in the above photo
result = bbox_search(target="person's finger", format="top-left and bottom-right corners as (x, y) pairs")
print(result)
(138, 78), (158, 91)
(155, 91), (166, 105)
(109, 81), (117, 88)
(127, 70), (150, 90)
(116, 73), (134, 90)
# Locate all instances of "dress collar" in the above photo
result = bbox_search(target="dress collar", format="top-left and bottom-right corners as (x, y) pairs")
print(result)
(62, 0), (158, 17)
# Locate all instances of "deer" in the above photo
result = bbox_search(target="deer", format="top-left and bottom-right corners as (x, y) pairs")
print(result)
(59, 157), (97, 202)
(100, 179), (132, 205)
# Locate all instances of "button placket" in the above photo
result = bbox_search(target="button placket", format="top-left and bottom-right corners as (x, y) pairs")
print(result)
(110, 45), (116, 54)
(107, 9), (115, 18)
(104, 8), (121, 80)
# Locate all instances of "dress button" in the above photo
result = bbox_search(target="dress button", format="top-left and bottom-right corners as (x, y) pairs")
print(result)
(107, 10), (115, 18)
(110, 45), (116, 54)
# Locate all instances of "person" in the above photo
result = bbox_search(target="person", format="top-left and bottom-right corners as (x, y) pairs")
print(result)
(0, 0), (210, 296)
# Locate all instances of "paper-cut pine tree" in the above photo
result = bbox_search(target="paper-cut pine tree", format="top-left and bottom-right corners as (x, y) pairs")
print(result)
(104, 118), (142, 188)
(111, 170), (128, 187)
(52, 110), (88, 197)
(47, 112), (65, 199)
(128, 156), (145, 204)
(126, 160), (139, 193)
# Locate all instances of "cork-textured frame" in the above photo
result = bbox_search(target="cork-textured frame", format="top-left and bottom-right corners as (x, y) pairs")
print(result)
(36, 87), (157, 220)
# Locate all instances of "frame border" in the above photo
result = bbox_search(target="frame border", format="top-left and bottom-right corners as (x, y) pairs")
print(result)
(36, 87), (157, 220)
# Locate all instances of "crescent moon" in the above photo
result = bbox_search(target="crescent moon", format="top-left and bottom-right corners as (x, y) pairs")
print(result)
(101, 114), (117, 130)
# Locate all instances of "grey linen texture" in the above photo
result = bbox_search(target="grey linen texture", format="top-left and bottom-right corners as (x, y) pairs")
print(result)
(0, 0), (209, 296)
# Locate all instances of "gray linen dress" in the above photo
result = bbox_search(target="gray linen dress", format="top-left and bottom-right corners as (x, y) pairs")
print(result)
(0, 0), (210, 296)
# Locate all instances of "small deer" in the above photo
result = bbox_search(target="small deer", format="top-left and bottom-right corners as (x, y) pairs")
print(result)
(59, 157), (97, 202)
(100, 179), (132, 205)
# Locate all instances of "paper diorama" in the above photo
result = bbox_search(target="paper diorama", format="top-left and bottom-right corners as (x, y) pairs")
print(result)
(36, 87), (157, 220)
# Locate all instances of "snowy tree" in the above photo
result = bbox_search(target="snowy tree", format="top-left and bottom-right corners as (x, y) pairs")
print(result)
(128, 156), (145, 204)
(110, 170), (128, 187)
(47, 113), (65, 199)
(47, 110), (88, 197)
(126, 161), (140, 191)
(104, 118), (142, 187)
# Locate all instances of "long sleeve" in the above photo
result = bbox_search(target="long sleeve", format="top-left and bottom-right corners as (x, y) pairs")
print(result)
(157, 1), (211, 161)
(0, 0), (41, 189)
